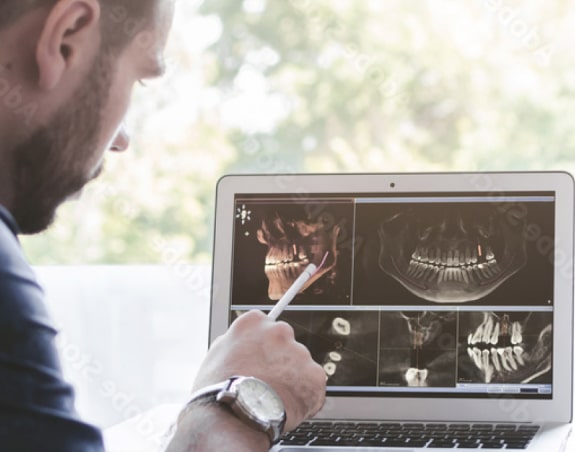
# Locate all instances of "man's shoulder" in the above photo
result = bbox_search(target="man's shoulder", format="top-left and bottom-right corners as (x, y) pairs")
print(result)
(0, 211), (31, 275)
(0, 213), (50, 329)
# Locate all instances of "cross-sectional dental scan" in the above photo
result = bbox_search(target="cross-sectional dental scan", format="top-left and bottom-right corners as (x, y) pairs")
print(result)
(230, 192), (555, 399)
(279, 310), (379, 387)
(379, 311), (457, 388)
(458, 311), (552, 385)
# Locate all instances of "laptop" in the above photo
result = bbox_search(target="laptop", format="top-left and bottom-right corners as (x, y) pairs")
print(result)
(210, 172), (574, 451)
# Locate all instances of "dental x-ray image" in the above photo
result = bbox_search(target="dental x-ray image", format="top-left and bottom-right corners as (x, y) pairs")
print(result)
(379, 311), (457, 387)
(458, 311), (552, 385)
(231, 199), (354, 305)
(354, 200), (554, 306)
(255, 309), (379, 386)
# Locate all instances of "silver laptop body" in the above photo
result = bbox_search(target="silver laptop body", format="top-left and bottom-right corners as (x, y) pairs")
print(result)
(210, 172), (574, 451)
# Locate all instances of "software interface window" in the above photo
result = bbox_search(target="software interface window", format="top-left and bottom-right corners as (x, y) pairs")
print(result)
(230, 192), (554, 398)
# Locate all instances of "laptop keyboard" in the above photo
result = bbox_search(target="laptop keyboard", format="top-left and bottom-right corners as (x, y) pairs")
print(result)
(278, 421), (540, 449)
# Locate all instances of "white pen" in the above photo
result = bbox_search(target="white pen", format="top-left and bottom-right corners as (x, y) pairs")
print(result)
(267, 263), (317, 320)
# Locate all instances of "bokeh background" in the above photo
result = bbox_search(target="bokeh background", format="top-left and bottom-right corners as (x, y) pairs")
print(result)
(22, 0), (575, 264)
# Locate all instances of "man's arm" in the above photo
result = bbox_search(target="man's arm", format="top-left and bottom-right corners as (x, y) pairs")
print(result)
(167, 402), (270, 452)
(0, 215), (105, 451)
(166, 310), (327, 451)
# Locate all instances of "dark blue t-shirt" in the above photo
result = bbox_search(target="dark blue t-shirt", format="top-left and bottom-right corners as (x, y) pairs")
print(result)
(0, 205), (104, 451)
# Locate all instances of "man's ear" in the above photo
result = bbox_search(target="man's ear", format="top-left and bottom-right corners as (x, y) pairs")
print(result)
(36, 0), (101, 91)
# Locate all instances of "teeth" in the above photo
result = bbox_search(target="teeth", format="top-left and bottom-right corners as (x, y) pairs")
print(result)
(486, 246), (495, 261)
(430, 266), (441, 282)
(491, 321), (500, 345)
(454, 268), (463, 282)
(441, 252), (447, 266)
(472, 264), (483, 281)
(470, 321), (482, 345)
(407, 262), (417, 276)
(408, 245), (500, 286)
(504, 347), (518, 370)
(421, 248), (428, 261)
(453, 249), (460, 266)
(465, 247), (472, 265)
(469, 344), (526, 383)
(411, 262), (422, 277)
(513, 346), (525, 366)
(323, 362), (337, 376)
(497, 348), (511, 371)
(418, 263), (429, 278)
(491, 348), (502, 372)
(511, 322), (523, 344)
(471, 348), (482, 368)
(329, 351), (342, 362)
(332, 317), (351, 336)
(482, 350), (494, 383)
(477, 263), (490, 279)
(437, 268), (446, 284)
(497, 347), (518, 371)
(487, 260), (500, 276)
(481, 315), (494, 343)
(405, 368), (429, 387)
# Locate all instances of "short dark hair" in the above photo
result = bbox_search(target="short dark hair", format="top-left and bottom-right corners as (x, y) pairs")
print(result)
(0, 0), (157, 49)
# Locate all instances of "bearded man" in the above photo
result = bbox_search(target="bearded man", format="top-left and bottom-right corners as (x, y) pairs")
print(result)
(0, 1), (326, 450)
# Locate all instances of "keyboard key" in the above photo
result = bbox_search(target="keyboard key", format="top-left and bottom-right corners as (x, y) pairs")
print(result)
(472, 424), (494, 431)
(448, 423), (471, 431)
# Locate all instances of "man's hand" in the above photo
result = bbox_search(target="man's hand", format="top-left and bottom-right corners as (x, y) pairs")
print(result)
(193, 310), (327, 432)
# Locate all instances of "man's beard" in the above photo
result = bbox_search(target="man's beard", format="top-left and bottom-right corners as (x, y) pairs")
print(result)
(11, 52), (114, 235)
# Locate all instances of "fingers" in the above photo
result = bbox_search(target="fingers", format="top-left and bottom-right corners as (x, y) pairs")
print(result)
(196, 309), (326, 431)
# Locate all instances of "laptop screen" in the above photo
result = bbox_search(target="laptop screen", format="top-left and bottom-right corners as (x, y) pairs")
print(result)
(229, 191), (555, 400)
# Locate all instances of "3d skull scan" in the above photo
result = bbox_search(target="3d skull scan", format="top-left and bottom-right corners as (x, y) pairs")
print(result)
(458, 311), (552, 385)
(256, 203), (343, 301)
(378, 204), (527, 303)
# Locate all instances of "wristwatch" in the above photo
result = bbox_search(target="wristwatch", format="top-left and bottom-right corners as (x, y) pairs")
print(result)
(186, 376), (287, 445)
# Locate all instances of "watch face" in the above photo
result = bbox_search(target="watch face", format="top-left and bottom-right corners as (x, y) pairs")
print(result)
(236, 377), (285, 420)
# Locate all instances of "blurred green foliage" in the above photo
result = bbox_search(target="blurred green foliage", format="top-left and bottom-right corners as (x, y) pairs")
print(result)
(22, 0), (575, 264)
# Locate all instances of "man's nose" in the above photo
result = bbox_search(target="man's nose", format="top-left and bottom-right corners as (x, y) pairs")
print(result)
(109, 125), (130, 152)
